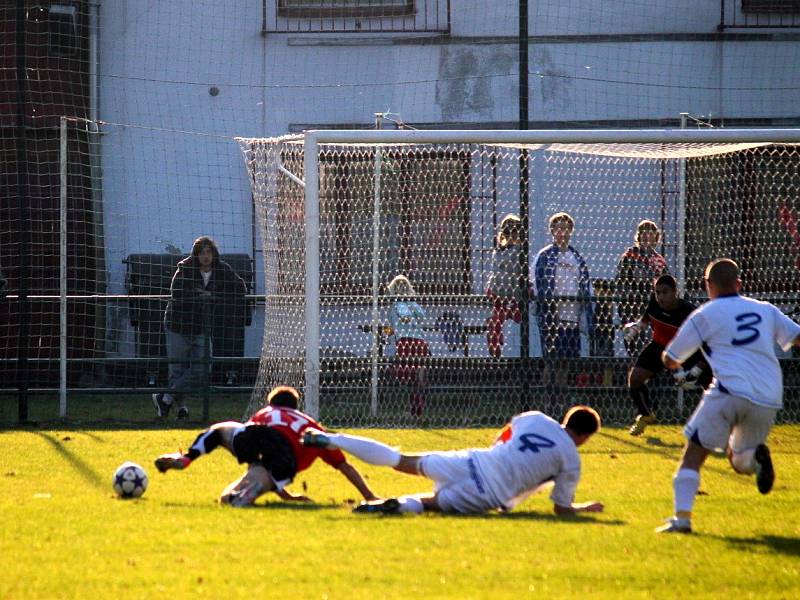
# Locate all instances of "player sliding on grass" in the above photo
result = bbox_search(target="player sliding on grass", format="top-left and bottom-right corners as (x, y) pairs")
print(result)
(154, 386), (377, 507)
(303, 405), (603, 516)
(657, 258), (800, 534)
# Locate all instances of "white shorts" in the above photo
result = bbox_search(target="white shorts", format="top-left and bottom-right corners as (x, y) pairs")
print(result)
(684, 387), (777, 453)
(419, 450), (503, 514)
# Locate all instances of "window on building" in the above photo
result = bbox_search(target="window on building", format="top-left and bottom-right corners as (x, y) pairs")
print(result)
(742, 0), (800, 12)
(314, 149), (471, 297)
(277, 0), (414, 18)
(48, 4), (78, 58)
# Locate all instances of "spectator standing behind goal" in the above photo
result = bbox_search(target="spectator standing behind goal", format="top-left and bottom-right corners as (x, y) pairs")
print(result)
(615, 219), (668, 356)
(154, 386), (378, 506)
(152, 236), (246, 420)
(302, 405), (604, 516)
(532, 213), (593, 390)
(386, 274), (430, 417)
(656, 259), (800, 534)
(623, 274), (711, 436)
(486, 214), (528, 358)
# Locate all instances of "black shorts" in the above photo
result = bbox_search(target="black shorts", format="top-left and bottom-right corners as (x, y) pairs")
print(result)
(634, 342), (711, 387)
(634, 341), (666, 374)
(232, 425), (297, 483)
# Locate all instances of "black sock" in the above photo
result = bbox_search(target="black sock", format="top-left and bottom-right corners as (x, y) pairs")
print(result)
(186, 428), (222, 460)
(630, 385), (654, 417)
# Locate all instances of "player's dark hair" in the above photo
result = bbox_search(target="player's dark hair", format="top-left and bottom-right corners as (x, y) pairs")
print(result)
(563, 405), (601, 436)
(706, 258), (739, 289)
(191, 235), (220, 263)
(654, 274), (677, 290)
(635, 219), (660, 244)
(267, 385), (300, 409)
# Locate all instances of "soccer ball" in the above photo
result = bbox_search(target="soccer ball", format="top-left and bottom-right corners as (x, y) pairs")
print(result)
(113, 461), (148, 499)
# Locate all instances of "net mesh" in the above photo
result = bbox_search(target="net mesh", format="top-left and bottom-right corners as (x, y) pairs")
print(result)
(240, 135), (800, 427)
(2, 0), (800, 426)
(0, 119), (258, 420)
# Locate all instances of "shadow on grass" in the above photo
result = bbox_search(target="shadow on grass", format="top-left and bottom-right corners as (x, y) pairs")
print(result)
(256, 500), (347, 512)
(3, 419), (213, 431)
(447, 511), (626, 526)
(700, 533), (800, 557)
(594, 430), (683, 459)
(644, 436), (683, 449)
(347, 509), (625, 526)
(33, 431), (106, 490)
(159, 499), (346, 512)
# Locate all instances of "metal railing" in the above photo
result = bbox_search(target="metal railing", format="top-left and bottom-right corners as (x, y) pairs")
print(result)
(262, 0), (450, 34)
(720, 0), (800, 29)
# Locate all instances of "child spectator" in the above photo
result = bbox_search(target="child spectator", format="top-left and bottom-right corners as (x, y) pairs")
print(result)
(386, 275), (430, 417)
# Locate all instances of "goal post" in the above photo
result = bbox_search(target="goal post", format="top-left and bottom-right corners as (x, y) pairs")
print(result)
(239, 128), (800, 427)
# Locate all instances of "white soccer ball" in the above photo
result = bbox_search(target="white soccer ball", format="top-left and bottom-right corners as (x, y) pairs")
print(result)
(113, 461), (148, 499)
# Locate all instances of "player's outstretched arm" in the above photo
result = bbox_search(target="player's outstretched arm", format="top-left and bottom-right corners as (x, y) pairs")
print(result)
(275, 488), (312, 503)
(553, 501), (604, 515)
(336, 460), (379, 501)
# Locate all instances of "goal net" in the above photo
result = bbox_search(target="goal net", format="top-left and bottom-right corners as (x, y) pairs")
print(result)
(240, 129), (800, 427)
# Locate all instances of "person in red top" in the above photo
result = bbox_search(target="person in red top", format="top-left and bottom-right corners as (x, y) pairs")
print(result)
(154, 386), (377, 507)
(622, 275), (711, 436)
(615, 220), (669, 357)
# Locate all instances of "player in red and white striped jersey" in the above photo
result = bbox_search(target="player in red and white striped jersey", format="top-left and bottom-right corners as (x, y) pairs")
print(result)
(154, 386), (377, 507)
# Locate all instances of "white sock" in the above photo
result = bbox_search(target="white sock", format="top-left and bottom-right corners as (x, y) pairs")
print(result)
(731, 448), (756, 474)
(674, 468), (700, 516)
(397, 495), (425, 514)
(324, 433), (401, 467)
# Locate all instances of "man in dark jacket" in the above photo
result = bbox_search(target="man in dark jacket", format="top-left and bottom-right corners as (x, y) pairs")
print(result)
(153, 236), (246, 419)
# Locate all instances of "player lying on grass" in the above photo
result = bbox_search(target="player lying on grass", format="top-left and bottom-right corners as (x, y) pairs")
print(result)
(302, 405), (604, 516)
(154, 386), (378, 507)
(656, 258), (800, 534)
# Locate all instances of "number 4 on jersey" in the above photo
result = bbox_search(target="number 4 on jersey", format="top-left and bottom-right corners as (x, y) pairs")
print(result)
(518, 433), (556, 453)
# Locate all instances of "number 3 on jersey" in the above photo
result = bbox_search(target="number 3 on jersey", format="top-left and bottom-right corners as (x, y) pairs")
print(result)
(518, 433), (556, 453)
(731, 312), (762, 346)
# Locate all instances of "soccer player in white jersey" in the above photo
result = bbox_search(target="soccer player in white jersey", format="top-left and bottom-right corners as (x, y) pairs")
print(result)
(657, 258), (800, 534)
(302, 406), (603, 516)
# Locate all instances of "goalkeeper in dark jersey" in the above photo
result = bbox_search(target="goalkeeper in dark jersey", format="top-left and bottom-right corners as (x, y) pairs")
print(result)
(622, 275), (711, 436)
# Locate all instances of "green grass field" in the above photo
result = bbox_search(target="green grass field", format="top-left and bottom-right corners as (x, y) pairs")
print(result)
(1, 425), (799, 599)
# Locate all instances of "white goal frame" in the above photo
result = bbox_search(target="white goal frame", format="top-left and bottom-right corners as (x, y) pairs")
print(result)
(298, 127), (800, 418)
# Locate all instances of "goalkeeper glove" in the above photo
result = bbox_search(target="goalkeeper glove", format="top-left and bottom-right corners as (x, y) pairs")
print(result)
(622, 321), (643, 343)
(673, 365), (704, 390)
